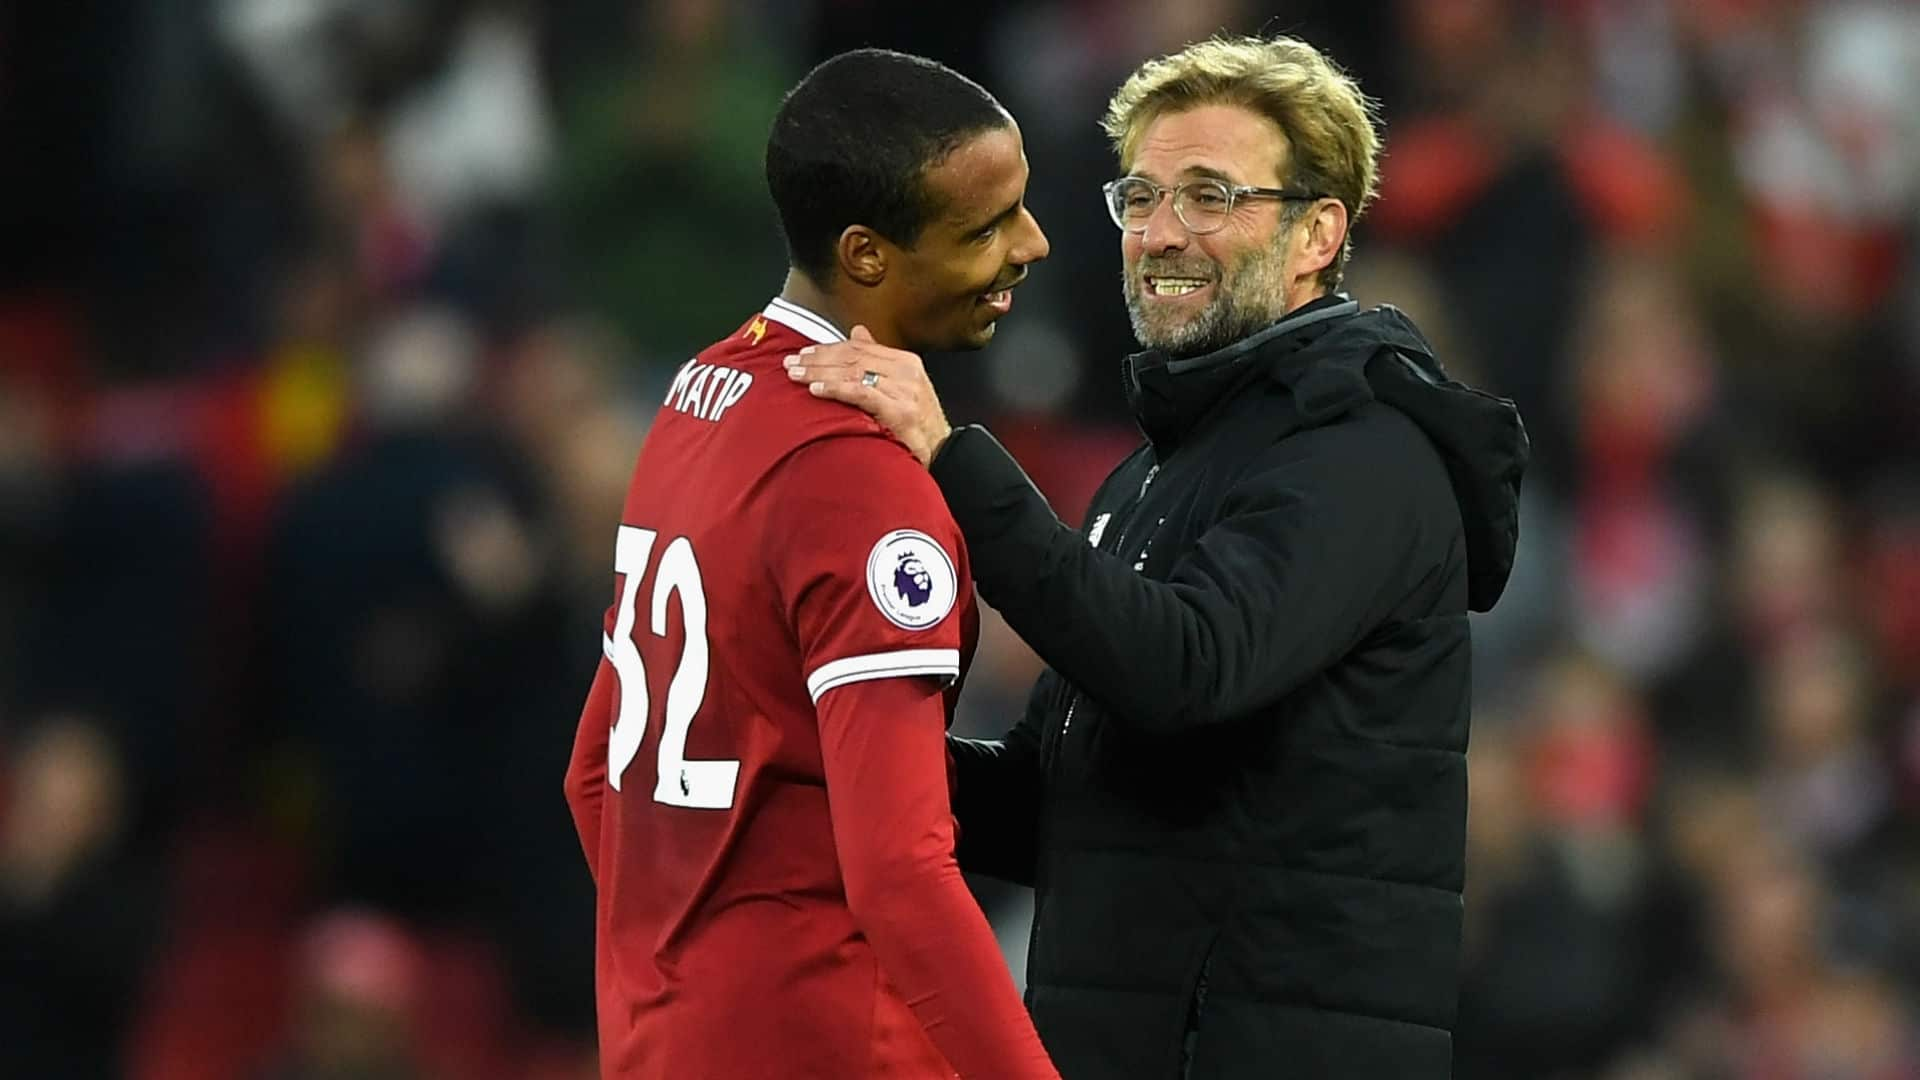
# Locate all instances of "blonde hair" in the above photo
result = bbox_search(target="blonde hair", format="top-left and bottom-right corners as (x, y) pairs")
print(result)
(1102, 35), (1381, 290)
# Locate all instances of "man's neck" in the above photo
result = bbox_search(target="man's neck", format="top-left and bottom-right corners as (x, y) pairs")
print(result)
(778, 270), (900, 347)
(1281, 285), (1333, 318)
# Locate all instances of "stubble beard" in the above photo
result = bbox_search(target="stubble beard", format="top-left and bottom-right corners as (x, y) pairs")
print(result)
(1124, 243), (1293, 359)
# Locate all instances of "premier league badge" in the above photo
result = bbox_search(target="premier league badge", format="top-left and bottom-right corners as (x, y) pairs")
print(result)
(865, 529), (957, 630)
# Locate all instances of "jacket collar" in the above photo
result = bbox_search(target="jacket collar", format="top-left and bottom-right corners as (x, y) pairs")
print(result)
(1123, 294), (1360, 451)
(1132, 297), (1533, 615)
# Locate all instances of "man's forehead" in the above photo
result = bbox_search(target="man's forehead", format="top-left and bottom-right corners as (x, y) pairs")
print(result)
(928, 126), (1024, 187)
(1129, 105), (1289, 183)
(929, 129), (1028, 223)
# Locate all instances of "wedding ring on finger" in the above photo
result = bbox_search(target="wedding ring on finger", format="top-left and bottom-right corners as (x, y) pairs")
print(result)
(861, 371), (881, 388)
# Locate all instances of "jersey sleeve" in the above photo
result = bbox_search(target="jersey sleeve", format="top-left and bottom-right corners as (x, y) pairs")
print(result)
(768, 435), (969, 704)
(817, 674), (1060, 1078)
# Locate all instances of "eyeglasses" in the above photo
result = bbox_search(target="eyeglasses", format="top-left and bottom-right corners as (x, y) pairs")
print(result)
(1101, 176), (1328, 235)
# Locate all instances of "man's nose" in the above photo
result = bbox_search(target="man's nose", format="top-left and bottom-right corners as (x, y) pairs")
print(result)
(1012, 206), (1050, 265)
(1141, 194), (1189, 255)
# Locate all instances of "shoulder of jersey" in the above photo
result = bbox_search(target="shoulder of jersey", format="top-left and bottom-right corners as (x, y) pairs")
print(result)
(725, 319), (901, 437)
(725, 311), (813, 360)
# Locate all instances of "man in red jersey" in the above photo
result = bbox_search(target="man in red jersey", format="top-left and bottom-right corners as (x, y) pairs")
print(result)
(563, 49), (1057, 1079)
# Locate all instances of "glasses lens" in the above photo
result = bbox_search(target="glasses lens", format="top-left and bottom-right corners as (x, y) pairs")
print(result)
(1109, 178), (1159, 230)
(1174, 180), (1233, 234)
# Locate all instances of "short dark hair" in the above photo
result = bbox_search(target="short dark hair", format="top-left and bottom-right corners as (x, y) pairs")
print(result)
(766, 49), (1010, 282)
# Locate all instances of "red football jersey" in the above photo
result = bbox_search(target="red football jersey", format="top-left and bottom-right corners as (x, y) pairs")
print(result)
(566, 298), (999, 1078)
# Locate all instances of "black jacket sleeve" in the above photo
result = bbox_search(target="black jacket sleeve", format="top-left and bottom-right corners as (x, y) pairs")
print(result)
(946, 671), (1051, 886)
(930, 419), (1445, 735)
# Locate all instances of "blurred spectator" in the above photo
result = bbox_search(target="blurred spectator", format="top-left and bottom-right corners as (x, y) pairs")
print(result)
(266, 306), (555, 918)
(264, 305), (595, 1033)
(1565, 249), (1729, 684)
(0, 715), (161, 1080)
(1456, 653), (1660, 1078)
(1758, 627), (1894, 871)
(22, 429), (215, 835)
(1657, 470), (1851, 767)
(256, 909), (432, 1080)
(1680, 840), (1919, 1077)
(492, 315), (648, 607)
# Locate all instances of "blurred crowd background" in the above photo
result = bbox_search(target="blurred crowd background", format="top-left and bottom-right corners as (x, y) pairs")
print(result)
(3, 0), (1919, 1077)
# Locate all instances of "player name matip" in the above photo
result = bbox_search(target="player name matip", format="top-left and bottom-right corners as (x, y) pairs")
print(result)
(664, 360), (754, 423)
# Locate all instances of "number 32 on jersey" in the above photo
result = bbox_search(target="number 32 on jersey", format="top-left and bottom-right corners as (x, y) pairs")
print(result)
(604, 525), (739, 809)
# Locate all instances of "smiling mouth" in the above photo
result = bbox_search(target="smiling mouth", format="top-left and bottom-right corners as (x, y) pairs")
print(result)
(979, 272), (1026, 313)
(1145, 276), (1211, 297)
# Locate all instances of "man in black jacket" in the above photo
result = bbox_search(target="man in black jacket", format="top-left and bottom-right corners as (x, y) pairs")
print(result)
(787, 34), (1527, 1079)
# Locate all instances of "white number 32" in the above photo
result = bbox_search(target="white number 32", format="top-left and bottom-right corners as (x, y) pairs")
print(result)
(604, 525), (739, 809)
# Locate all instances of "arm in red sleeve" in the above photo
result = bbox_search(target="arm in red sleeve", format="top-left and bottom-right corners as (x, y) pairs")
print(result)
(564, 659), (615, 884)
(817, 674), (1059, 1080)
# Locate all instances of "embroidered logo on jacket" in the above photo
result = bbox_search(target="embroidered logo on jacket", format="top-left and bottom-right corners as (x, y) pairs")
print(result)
(1087, 512), (1112, 548)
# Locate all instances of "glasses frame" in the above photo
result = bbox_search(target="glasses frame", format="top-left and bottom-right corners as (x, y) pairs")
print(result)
(1101, 176), (1329, 235)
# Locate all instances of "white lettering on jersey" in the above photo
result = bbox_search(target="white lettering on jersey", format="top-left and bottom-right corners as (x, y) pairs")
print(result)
(675, 363), (706, 409)
(663, 361), (754, 423)
(699, 367), (736, 419)
(693, 369), (725, 419)
(712, 370), (752, 419)
(664, 359), (698, 407)
(604, 525), (739, 808)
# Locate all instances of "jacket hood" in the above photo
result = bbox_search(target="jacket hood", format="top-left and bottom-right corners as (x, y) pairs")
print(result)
(1124, 300), (1529, 612)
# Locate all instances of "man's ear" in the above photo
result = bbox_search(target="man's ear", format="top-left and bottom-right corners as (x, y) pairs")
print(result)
(838, 226), (887, 287)
(1298, 198), (1348, 279)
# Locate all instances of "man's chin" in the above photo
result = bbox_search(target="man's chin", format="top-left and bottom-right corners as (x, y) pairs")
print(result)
(916, 321), (996, 354)
(1132, 316), (1217, 358)
(1133, 304), (1287, 358)
(960, 320), (999, 349)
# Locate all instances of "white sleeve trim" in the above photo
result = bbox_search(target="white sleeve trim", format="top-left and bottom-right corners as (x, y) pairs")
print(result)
(806, 648), (961, 703)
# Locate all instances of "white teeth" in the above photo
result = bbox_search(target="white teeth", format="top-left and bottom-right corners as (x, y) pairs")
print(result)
(1151, 278), (1208, 296)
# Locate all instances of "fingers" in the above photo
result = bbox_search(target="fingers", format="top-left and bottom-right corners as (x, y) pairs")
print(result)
(783, 346), (860, 378)
(784, 350), (929, 401)
(805, 377), (896, 424)
(785, 358), (906, 397)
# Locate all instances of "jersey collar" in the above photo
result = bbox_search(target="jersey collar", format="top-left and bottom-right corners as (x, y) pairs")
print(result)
(761, 297), (847, 345)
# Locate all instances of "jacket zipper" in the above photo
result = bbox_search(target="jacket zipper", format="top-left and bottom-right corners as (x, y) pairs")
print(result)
(1181, 957), (1213, 1078)
(1029, 682), (1071, 990)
